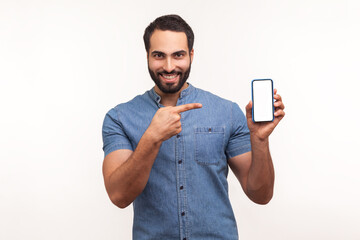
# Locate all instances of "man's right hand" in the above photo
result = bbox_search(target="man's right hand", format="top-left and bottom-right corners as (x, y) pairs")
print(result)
(103, 102), (202, 208)
(146, 103), (202, 142)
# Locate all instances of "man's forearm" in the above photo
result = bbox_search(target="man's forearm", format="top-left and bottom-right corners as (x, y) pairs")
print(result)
(106, 103), (202, 208)
(246, 135), (275, 204)
(108, 130), (162, 208)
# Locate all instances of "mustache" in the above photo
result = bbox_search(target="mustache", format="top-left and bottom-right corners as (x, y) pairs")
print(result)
(158, 70), (182, 75)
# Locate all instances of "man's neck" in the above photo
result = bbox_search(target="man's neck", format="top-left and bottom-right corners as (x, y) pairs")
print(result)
(154, 83), (189, 107)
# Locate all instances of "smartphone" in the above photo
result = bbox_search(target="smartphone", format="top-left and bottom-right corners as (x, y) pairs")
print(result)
(251, 79), (274, 122)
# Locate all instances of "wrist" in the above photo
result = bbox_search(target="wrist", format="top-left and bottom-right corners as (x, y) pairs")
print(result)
(143, 128), (163, 146)
(250, 133), (269, 145)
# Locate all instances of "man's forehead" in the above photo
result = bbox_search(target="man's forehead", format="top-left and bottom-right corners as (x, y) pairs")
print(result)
(149, 30), (188, 52)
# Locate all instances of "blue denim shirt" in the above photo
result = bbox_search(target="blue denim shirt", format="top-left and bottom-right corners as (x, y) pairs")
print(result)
(102, 83), (251, 240)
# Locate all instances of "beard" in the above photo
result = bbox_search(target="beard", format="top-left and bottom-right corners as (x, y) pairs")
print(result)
(148, 63), (191, 94)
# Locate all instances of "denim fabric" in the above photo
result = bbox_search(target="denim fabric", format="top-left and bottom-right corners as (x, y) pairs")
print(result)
(102, 83), (251, 240)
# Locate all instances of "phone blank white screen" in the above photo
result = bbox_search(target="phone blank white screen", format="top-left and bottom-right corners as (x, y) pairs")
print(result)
(253, 80), (273, 122)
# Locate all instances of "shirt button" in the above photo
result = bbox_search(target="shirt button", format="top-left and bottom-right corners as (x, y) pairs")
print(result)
(181, 212), (185, 216)
(177, 134), (181, 138)
(178, 160), (182, 164)
(183, 238), (187, 240)
(180, 186), (184, 190)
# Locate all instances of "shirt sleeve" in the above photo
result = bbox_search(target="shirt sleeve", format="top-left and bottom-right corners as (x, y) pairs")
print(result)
(225, 102), (252, 159)
(102, 107), (134, 157)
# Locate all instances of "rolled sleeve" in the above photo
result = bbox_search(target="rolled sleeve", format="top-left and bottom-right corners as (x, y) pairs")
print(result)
(226, 102), (251, 159)
(102, 107), (133, 157)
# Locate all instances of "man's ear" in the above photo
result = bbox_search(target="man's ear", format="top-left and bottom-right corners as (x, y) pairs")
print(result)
(190, 49), (194, 63)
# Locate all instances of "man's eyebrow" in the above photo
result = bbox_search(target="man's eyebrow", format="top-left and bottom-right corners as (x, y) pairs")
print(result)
(173, 50), (187, 55)
(151, 50), (164, 55)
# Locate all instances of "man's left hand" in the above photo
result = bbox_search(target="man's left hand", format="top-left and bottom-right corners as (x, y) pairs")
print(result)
(245, 89), (285, 140)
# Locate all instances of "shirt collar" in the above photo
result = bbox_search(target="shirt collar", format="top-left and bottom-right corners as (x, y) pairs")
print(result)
(149, 82), (195, 104)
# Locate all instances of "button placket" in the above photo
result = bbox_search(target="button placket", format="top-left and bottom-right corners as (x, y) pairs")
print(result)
(176, 99), (188, 240)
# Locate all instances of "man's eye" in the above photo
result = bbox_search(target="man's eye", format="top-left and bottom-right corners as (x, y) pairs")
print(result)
(175, 53), (184, 58)
(153, 54), (163, 58)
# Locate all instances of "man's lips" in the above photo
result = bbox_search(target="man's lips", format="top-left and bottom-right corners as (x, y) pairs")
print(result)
(159, 73), (180, 83)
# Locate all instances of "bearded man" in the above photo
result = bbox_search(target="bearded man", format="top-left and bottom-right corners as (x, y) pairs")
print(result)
(102, 14), (285, 240)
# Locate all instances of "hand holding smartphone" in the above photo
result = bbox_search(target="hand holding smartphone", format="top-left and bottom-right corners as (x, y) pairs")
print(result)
(251, 79), (274, 122)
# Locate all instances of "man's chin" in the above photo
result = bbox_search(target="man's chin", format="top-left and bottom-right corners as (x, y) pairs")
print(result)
(156, 80), (186, 94)
(158, 83), (180, 93)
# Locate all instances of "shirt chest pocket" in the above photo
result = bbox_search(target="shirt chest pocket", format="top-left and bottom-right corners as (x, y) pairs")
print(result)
(194, 126), (225, 165)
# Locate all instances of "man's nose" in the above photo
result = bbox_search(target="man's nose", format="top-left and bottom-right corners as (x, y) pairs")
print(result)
(163, 57), (175, 73)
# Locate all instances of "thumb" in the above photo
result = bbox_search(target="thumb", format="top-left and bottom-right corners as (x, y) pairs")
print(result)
(245, 101), (252, 119)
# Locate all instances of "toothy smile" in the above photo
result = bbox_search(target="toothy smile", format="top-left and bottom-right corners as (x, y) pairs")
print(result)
(160, 73), (179, 79)
(159, 72), (180, 83)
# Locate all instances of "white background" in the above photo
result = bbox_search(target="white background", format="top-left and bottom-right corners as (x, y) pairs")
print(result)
(1, 0), (359, 239)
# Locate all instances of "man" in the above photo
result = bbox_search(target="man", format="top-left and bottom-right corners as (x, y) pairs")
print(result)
(102, 14), (285, 240)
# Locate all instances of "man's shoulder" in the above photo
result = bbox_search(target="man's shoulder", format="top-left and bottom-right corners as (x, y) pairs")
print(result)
(105, 90), (154, 120)
(194, 86), (235, 107)
(112, 90), (152, 111)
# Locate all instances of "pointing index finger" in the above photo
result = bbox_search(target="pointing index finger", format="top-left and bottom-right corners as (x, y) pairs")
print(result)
(173, 103), (202, 113)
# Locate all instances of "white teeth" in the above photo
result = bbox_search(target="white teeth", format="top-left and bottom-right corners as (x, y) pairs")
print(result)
(162, 74), (177, 79)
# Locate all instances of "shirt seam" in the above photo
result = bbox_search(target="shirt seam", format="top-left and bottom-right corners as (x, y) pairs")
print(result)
(226, 144), (251, 158)
(104, 142), (133, 157)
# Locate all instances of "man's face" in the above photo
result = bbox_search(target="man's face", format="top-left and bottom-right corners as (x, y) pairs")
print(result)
(147, 30), (193, 94)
